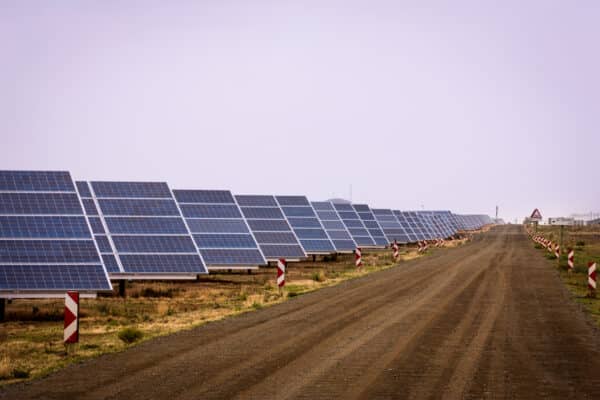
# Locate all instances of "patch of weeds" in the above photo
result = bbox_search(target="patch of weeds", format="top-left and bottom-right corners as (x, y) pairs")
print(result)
(138, 287), (178, 298)
(117, 327), (143, 344)
(80, 344), (100, 350)
(576, 241), (586, 247)
(311, 271), (326, 282)
(251, 302), (263, 310)
(534, 244), (544, 249)
(545, 253), (557, 260)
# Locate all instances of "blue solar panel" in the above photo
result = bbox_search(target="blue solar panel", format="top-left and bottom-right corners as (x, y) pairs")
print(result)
(176, 190), (266, 267)
(91, 182), (171, 198)
(299, 239), (335, 252)
(246, 219), (291, 232)
(99, 199), (180, 217)
(311, 201), (357, 253)
(105, 217), (188, 234)
(0, 265), (110, 290)
(199, 249), (266, 265)
(259, 244), (306, 259)
(0, 240), (100, 263)
(79, 180), (207, 276)
(119, 254), (206, 273)
(253, 232), (298, 244)
(112, 235), (197, 253)
(348, 228), (370, 236)
(0, 171), (111, 294)
(81, 199), (98, 215)
(173, 190), (235, 204)
(236, 194), (306, 260)
(352, 204), (388, 248)
(88, 217), (105, 234)
(186, 219), (249, 234)
(0, 171), (74, 192)
(276, 196), (310, 206)
(235, 195), (277, 207)
(287, 218), (322, 228)
(180, 204), (242, 219)
(239, 207), (283, 219)
(275, 196), (335, 255)
(192, 234), (258, 248)
(0, 193), (83, 215)
(280, 206), (316, 217)
(0, 216), (91, 238)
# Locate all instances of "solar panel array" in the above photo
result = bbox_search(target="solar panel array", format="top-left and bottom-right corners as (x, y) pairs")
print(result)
(0, 171), (111, 296)
(78, 181), (207, 278)
(372, 208), (412, 243)
(174, 190), (266, 269)
(0, 170), (494, 297)
(311, 202), (356, 252)
(236, 195), (306, 261)
(332, 202), (376, 247)
(352, 204), (388, 247)
(275, 196), (336, 255)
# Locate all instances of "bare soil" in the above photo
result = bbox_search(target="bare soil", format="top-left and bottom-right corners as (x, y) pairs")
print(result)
(3, 225), (600, 399)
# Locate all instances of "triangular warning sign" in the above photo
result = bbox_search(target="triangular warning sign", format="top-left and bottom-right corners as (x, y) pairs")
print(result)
(530, 209), (542, 219)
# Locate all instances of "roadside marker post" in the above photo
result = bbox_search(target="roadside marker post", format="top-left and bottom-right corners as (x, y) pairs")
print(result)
(277, 258), (286, 293)
(588, 262), (597, 298)
(567, 249), (574, 272)
(355, 247), (363, 268)
(64, 291), (79, 345)
(555, 244), (560, 264)
(392, 240), (399, 260)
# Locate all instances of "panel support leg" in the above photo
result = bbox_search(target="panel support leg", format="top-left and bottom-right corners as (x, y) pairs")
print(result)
(0, 299), (5, 322)
(119, 280), (127, 298)
(312, 255), (316, 262)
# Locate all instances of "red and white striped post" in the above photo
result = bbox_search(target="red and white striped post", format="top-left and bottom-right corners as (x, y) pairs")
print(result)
(355, 247), (362, 268)
(64, 291), (79, 344)
(424, 241), (429, 252)
(392, 240), (399, 260)
(567, 248), (574, 272)
(588, 262), (597, 298)
(554, 244), (560, 259)
(277, 258), (286, 292)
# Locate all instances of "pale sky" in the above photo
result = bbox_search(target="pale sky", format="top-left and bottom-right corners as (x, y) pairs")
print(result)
(1, 1), (598, 223)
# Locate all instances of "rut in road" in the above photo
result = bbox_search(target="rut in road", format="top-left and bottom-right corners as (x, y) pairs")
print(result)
(3, 225), (600, 400)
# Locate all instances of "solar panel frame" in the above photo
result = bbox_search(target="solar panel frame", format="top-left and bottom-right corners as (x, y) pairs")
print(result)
(331, 202), (376, 247)
(235, 195), (306, 261)
(78, 181), (207, 279)
(311, 201), (357, 254)
(0, 171), (112, 298)
(275, 196), (335, 255)
(372, 208), (413, 244)
(173, 190), (267, 270)
(352, 204), (388, 247)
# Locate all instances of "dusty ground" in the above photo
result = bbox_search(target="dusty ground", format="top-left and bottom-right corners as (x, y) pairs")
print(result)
(3, 225), (600, 399)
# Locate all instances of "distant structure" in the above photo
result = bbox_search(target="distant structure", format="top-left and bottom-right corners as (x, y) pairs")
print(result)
(524, 208), (542, 224)
(548, 217), (575, 226)
(328, 198), (352, 204)
(588, 218), (600, 226)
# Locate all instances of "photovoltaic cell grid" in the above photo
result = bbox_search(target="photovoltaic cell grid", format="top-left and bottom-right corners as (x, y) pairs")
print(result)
(416, 212), (443, 239)
(0, 171), (111, 294)
(396, 211), (427, 241)
(311, 202), (356, 252)
(391, 211), (418, 243)
(235, 195), (306, 261)
(173, 190), (266, 268)
(352, 204), (388, 247)
(78, 181), (207, 276)
(274, 196), (335, 254)
(371, 208), (412, 244)
(332, 203), (376, 247)
(412, 212), (436, 240)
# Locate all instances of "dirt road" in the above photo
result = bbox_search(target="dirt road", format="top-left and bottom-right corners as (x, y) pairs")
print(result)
(4, 225), (600, 399)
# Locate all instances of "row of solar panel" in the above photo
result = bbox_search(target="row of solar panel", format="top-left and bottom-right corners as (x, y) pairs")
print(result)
(0, 171), (492, 296)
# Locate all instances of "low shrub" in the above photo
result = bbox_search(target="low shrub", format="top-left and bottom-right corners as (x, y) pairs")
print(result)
(11, 368), (30, 379)
(118, 327), (143, 344)
(576, 241), (586, 247)
(312, 271), (326, 282)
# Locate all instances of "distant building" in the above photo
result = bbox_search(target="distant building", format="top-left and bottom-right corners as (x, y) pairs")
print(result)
(588, 218), (600, 226)
(548, 217), (575, 226)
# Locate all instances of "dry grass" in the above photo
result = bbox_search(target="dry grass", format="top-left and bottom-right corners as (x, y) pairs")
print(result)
(0, 239), (467, 386)
(531, 225), (600, 326)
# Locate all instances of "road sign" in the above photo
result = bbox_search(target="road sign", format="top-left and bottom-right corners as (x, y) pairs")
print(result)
(64, 291), (79, 344)
(530, 208), (542, 221)
(277, 259), (286, 287)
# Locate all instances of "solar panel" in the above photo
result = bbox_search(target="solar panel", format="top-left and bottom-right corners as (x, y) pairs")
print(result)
(352, 204), (388, 247)
(78, 181), (207, 278)
(396, 211), (426, 241)
(372, 208), (413, 243)
(0, 171), (111, 297)
(275, 196), (335, 255)
(331, 202), (376, 247)
(235, 195), (306, 261)
(311, 201), (356, 253)
(174, 190), (267, 269)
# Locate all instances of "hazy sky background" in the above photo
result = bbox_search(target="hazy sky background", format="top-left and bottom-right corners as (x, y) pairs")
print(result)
(1, 1), (598, 223)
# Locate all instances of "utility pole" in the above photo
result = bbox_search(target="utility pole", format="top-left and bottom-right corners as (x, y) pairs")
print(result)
(495, 205), (499, 221)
